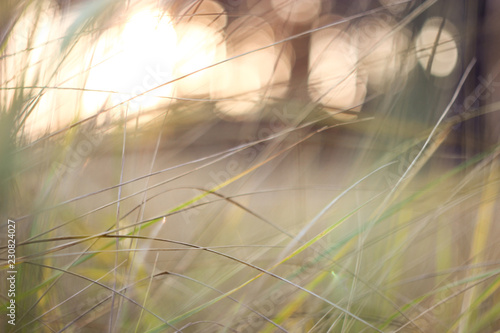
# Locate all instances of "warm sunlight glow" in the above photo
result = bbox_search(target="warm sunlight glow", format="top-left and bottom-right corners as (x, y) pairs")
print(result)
(213, 16), (292, 120)
(83, 9), (177, 116)
(174, 1), (227, 97)
(357, 15), (414, 89)
(271, 0), (321, 24)
(308, 25), (363, 115)
(3, 1), (96, 140)
(174, 22), (226, 97)
(3, 2), (60, 139)
(6, 2), (500, 332)
(179, 0), (227, 31)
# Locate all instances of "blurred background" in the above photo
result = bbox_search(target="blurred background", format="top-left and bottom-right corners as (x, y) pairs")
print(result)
(1, 0), (500, 332)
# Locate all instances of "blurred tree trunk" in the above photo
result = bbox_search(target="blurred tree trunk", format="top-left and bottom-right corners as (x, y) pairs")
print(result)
(481, 0), (500, 147)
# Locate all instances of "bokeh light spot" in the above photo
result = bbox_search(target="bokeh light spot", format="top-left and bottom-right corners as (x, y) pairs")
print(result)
(416, 17), (459, 77)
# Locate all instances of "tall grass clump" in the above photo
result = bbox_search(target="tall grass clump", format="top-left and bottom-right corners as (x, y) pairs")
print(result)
(1, 0), (500, 332)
